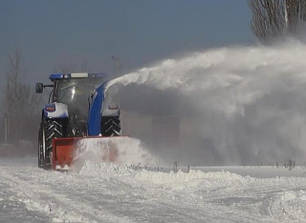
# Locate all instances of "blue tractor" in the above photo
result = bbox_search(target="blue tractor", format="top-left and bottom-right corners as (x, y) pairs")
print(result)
(35, 73), (121, 169)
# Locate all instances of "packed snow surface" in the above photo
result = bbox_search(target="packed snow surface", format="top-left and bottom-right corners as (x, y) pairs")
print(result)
(1, 157), (306, 223)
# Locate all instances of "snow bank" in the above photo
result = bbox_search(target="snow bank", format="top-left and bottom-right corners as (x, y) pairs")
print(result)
(69, 137), (253, 191)
(134, 169), (254, 191)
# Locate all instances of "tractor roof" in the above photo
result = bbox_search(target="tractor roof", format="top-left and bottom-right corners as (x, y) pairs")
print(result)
(49, 73), (107, 81)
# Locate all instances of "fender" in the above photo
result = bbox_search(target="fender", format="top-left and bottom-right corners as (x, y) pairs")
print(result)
(87, 81), (121, 135)
(87, 83), (106, 136)
(102, 105), (120, 117)
(43, 102), (69, 119)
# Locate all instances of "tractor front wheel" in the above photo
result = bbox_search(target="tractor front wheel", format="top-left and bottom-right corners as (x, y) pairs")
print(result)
(38, 124), (45, 168)
(38, 119), (65, 169)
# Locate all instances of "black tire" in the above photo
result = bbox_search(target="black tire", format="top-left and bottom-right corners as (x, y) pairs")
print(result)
(38, 119), (65, 169)
(38, 124), (45, 168)
(101, 116), (121, 136)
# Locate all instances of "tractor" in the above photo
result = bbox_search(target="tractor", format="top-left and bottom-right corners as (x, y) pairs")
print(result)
(35, 73), (121, 169)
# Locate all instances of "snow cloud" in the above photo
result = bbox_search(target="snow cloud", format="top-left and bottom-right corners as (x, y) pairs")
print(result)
(107, 40), (306, 165)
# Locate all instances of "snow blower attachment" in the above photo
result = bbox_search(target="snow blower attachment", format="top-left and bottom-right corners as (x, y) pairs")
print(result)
(36, 73), (121, 170)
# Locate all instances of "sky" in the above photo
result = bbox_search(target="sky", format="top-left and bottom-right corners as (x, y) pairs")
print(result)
(0, 0), (254, 81)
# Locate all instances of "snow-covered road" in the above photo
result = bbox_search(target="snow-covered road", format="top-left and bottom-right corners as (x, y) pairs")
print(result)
(1, 157), (306, 223)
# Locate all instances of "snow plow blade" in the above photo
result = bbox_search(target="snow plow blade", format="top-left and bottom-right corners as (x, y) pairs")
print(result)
(52, 136), (121, 170)
(52, 137), (80, 170)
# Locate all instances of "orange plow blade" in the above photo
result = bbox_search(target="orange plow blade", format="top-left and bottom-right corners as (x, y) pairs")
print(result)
(52, 136), (121, 170)
(52, 137), (80, 170)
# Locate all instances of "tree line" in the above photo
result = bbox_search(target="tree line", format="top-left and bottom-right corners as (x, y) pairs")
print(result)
(250, 0), (306, 42)
(0, 50), (42, 144)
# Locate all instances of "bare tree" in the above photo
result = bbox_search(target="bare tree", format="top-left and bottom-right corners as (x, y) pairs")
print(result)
(249, 0), (306, 42)
(3, 49), (41, 143)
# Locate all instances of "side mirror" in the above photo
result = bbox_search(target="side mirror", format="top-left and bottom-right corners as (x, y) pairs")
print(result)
(35, 83), (44, 93)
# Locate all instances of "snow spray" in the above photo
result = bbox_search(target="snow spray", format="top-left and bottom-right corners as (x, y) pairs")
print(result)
(106, 40), (306, 165)
(71, 137), (159, 172)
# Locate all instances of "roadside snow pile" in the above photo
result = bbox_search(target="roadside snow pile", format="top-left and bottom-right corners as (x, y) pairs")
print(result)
(134, 169), (253, 191)
(71, 137), (159, 173)
(70, 137), (256, 191)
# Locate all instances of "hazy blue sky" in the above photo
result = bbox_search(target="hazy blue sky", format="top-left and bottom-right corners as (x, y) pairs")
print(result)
(1, 0), (254, 81)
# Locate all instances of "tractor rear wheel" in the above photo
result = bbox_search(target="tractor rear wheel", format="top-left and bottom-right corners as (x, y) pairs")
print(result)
(101, 116), (121, 136)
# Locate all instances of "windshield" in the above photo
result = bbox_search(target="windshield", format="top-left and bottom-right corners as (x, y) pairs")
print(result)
(54, 78), (105, 120)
